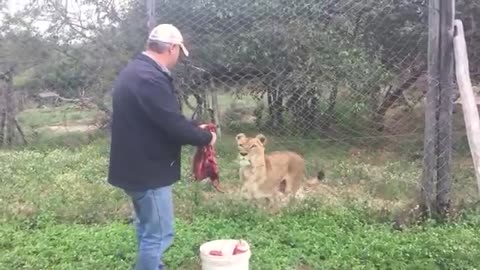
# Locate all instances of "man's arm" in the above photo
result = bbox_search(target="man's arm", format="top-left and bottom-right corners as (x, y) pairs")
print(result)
(134, 76), (213, 146)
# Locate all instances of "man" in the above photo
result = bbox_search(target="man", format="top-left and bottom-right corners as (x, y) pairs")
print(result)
(107, 24), (216, 270)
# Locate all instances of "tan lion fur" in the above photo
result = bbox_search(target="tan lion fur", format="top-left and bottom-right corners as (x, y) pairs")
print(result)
(235, 133), (323, 204)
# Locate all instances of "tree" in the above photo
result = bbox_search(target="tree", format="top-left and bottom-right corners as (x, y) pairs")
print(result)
(2, 0), (478, 137)
(0, 13), (52, 145)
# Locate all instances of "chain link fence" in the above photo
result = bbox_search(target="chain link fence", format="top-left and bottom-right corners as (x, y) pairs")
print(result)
(3, 0), (479, 219)
(147, 0), (478, 211)
(152, 0), (428, 208)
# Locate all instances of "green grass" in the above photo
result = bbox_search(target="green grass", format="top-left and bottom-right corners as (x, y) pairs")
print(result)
(18, 104), (98, 128)
(2, 104), (480, 269)
(1, 134), (480, 269)
(2, 205), (480, 270)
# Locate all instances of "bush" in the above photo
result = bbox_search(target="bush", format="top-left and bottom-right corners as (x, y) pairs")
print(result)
(221, 99), (259, 133)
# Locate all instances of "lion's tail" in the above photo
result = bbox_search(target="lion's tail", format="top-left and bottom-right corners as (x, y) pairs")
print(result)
(316, 170), (325, 181)
(304, 170), (325, 186)
(303, 169), (338, 197)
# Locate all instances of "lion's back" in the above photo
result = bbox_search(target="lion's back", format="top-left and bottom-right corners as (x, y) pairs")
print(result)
(267, 151), (305, 173)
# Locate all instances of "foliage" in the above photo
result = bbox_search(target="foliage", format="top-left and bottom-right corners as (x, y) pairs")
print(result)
(2, 206), (480, 269)
(1, 0), (479, 136)
(157, 0), (395, 133)
(1, 105), (480, 269)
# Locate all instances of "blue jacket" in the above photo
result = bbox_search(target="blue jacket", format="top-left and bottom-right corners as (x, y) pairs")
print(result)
(107, 53), (212, 191)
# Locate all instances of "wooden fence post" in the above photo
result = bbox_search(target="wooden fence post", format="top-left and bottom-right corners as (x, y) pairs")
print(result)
(422, 0), (441, 216)
(453, 20), (480, 195)
(423, 0), (455, 217)
(436, 0), (455, 216)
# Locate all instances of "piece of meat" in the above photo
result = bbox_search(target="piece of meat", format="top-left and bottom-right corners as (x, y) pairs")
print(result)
(232, 240), (248, 255)
(208, 250), (223, 256)
(192, 123), (223, 192)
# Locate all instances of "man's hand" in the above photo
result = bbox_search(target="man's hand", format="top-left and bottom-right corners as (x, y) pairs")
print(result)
(199, 124), (217, 145)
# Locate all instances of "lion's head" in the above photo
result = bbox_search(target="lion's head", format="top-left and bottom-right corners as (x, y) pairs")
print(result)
(235, 133), (267, 166)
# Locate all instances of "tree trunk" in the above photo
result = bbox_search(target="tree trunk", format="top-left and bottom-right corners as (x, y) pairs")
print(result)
(267, 85), (284, 130)
(192, 93), (204, 121)
(0, 67), (25, 147)
(373, 69), (424, 131)
(322, 84), (338, 129)
(0, 80), (4, 146)
(308, 92), (318, 124)
(0, 109), (5, 146)
(4, 72), (15, 146)
(300, 89), (317, 135)
(285, 88), (301, 133)
(267, 88), (273, 123)
(146, 0), (156, 31)
(210, 87), (222, 137)
(15, 118), (27, 145)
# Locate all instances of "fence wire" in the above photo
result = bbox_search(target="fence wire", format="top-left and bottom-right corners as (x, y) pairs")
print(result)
(151, 0), (479, 209)
(2, 0), (480, 217)
(150, 0), (430, 205)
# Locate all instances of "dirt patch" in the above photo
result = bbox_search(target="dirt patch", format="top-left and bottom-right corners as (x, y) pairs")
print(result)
(8, 200), (38, 218)
(45, 124), (98, 133)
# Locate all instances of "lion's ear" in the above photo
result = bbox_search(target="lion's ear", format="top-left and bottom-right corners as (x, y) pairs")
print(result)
(235, 133), (246, 141)
(256, 134), (267, 145)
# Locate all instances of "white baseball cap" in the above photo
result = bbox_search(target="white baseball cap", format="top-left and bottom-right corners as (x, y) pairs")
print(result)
(148, 24), (189, 57)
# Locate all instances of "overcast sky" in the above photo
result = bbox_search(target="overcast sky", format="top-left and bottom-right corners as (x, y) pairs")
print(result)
(5, 0), (128, 33)
(6, 0), (81, 32)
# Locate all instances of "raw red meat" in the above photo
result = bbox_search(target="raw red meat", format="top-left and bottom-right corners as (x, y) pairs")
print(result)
(192, 123), (223, 192)
(232, 240), (248, 255)
(208, 250), (223, 256)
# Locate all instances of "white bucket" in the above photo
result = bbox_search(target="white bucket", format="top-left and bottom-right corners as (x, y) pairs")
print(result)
(199, 239), (251, 270)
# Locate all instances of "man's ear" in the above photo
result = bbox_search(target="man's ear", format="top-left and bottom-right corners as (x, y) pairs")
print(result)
(235, 133), (246, 142)
(256, 134), (267, 146)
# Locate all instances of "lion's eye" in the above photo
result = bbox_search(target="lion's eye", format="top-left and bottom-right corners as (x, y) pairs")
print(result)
(250, 145), (256, 148)
(239, 144), (243, 147)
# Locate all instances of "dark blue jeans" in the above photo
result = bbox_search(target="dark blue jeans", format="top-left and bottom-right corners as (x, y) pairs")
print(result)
(125, 185), (174, 270)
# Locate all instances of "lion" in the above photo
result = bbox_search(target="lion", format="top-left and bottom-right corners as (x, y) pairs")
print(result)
(235, 133), (324, 204)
